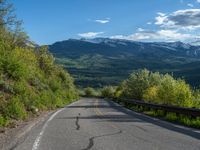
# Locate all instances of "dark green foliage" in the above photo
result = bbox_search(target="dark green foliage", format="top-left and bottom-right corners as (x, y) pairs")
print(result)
(101, 86), (115, 98)
(84, 87), (96, 97)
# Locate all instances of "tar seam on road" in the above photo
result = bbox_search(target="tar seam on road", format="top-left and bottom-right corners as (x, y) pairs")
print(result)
(76, 113), (81, 130)
(82, 99), (123, 150)
(81, 130), (122, 150)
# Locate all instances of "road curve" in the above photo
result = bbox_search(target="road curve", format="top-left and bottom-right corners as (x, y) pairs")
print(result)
(14, 98), (200, 150)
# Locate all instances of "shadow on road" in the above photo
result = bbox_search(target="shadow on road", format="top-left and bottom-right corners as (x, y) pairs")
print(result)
(107, 100), (200, 140)
(60, 99), (200, 140)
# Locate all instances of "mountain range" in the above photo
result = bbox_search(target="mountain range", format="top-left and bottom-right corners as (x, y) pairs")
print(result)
(48, 38), (200, 88)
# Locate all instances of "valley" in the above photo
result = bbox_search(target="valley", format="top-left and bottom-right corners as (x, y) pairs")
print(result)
(49, 38), (200, 87)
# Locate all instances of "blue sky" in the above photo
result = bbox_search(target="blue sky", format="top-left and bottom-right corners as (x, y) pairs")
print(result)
(12, 0), (200, 45)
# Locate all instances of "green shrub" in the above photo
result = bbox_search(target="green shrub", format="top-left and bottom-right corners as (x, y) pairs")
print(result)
(0, 115), (9, 127)
(193, 89), (200, 108)
(49, 80), (61, 92)
(101, 86), (115, 98)
(165, 112), (178, 121)
(143, 86), (159, 104)
(12, 80), (27, 94)
(84, 87), (96, 97)
(156, 76), (193, 107)
(119, 69), (194, 108)
(2, 54), (27, 80)
(121, 69), (151, 99)
(4, 97), (27, 120)
(54, 97), (64, 108)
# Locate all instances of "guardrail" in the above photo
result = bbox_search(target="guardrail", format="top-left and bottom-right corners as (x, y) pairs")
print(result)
(117, 98), (200, 118)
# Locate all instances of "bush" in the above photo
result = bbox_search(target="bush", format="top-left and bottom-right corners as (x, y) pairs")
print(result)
(101, 86), (115, 98)
(121, 69), (151, 99)
(165, 112), (178, 121)
(193, 89), (200, 108)
(2, 53), (27, 80)
(115, 69), (200, 128)
(0, 115), (9, 127)
(143, 86), (159, 104)
(157, 76), (193, 107)
(84, 87), (96, 97)
(119, 69), (195, 108)
(4, 97), (27, 120)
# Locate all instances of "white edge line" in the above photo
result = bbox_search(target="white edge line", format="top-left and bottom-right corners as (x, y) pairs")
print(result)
(32, 100), (80, 150)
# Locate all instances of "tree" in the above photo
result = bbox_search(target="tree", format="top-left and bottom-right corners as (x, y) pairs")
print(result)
(36, 46), (55, 75)
(0, 0), (28, 47)
(121, 69), (151, 99)
(0, 0), (18, 28)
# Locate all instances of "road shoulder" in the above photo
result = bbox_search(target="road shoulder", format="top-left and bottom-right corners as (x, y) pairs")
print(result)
(0, 110), (55, 150)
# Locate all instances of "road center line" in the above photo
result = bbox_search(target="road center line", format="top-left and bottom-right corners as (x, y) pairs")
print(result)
(94, 99), (120, 130)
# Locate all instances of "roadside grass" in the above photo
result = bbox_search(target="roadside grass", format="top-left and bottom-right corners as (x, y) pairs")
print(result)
(0, 38), (79, 128)
(121, 102), (200, 129)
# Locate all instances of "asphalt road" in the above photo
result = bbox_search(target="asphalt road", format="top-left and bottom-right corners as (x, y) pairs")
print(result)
(14, 98), (200, 150)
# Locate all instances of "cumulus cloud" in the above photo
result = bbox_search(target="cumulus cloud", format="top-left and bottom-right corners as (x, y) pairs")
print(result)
(155, 12), (168, 25)
(155, 9), (200, 30)
(110, 9), (200, 42)
(95, 18), (110, 24)
(111, 30), (196, 42)
(78, 32), (104, 38)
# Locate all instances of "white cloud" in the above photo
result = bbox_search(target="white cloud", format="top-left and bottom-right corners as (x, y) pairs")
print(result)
(95, 18), (110, 24)
(155, 12), (168, 25)
(187, 3), (194, 7)
(137, 28), (145, 32)
(197, 0), (200, 3)
(155, 9), (200, 30)
(147, 22), (152, 25)
(157, 12), (166, 16)
(78, 32), (104, 38)
(111, 30), (196, 42)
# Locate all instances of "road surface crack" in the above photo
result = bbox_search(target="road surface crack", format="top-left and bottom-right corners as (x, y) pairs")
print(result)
(82, 130), (122, 150)
(76, 113), (81, 130)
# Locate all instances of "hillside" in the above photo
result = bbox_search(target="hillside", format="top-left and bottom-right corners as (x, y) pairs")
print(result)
(0, 1), (78, 127)
(48, 38), (200, 87)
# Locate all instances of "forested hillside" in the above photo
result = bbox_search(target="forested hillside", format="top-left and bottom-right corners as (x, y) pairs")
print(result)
(49, 38), (200, 88)
(0, 0), (78, 127)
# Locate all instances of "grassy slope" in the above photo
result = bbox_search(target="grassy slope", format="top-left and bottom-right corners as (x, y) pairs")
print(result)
(0, 39), (78, 127)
